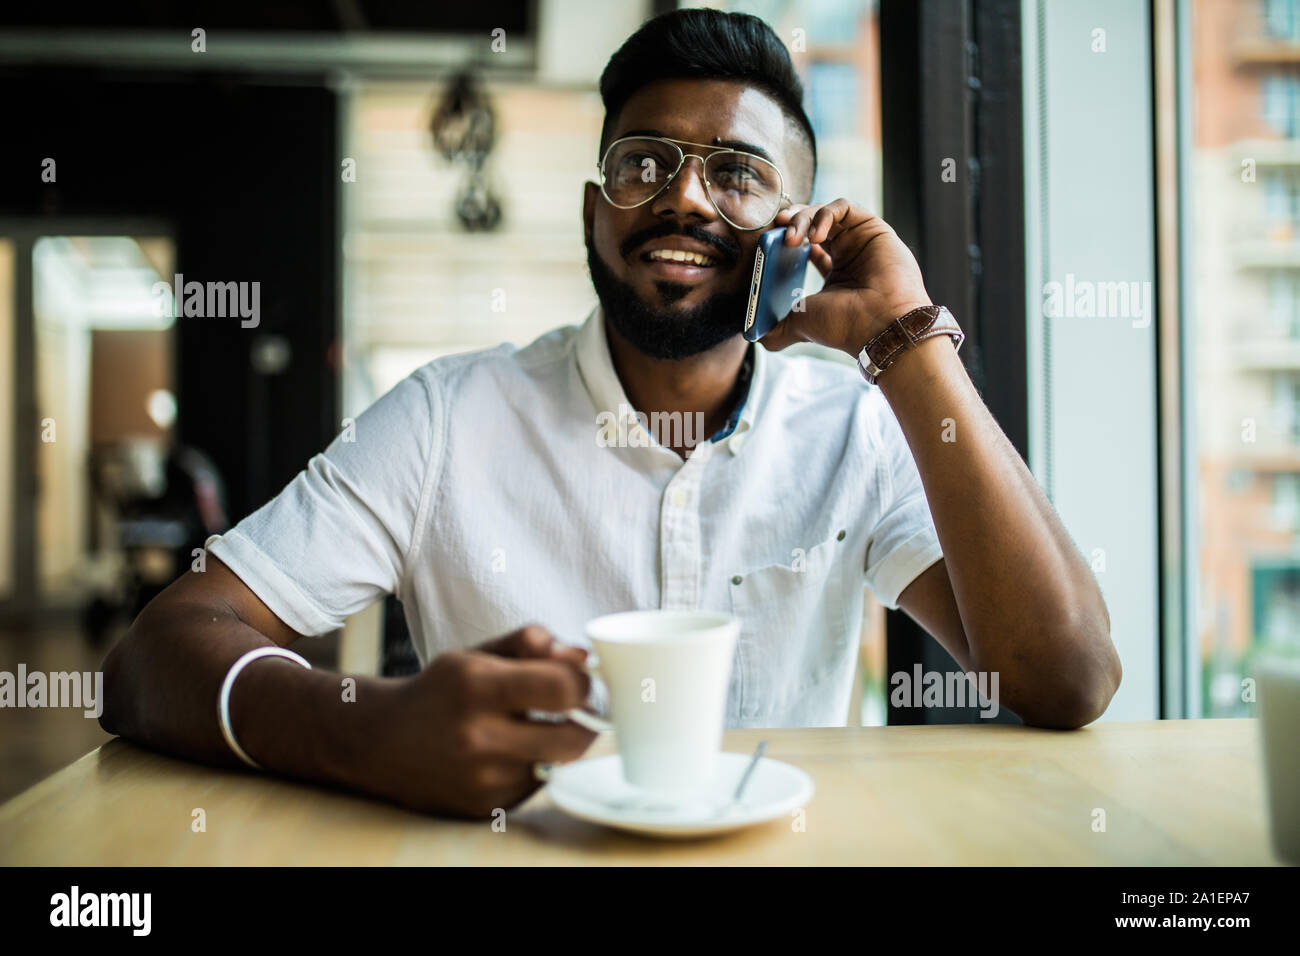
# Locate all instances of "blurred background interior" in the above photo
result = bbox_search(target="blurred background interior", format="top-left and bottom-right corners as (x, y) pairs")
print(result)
(0, 0), (1297, 800)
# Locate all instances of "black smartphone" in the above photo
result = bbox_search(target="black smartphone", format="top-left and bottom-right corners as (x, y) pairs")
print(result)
(742, 226), (812, 342)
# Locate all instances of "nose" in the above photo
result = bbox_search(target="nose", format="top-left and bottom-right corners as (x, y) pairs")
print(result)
(649, 154), (718, 222)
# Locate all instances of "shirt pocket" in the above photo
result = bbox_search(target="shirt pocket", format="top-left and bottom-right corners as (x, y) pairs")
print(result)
(727, 532), (849, 722)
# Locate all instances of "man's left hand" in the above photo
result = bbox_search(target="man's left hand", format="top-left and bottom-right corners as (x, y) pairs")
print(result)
(759, 199), (934, 357)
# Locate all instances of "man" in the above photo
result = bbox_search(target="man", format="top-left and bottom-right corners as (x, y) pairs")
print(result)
(101, 9), (1121, 819)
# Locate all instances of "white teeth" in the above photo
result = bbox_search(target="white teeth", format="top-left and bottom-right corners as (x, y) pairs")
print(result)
(647, 248), (715, 266)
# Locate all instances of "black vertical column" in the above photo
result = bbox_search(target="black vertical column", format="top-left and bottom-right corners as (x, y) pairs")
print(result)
(880, 0), (1027, 724)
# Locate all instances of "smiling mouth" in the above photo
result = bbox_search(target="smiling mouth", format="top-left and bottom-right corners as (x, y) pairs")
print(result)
(636, 248), (725, 282)
(645, 248), (718, 266)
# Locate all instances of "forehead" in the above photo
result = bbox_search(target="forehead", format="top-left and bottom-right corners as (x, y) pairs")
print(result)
(610, 78), (792, 164)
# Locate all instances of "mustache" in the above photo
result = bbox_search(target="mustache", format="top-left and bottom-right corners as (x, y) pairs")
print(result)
(618, 222), (740, 266)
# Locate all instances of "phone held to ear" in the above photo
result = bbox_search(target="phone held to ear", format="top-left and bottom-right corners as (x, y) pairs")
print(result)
(742, 226), (812, 343)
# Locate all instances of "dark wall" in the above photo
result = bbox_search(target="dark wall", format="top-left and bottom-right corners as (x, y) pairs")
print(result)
(0, 67), (340, 522)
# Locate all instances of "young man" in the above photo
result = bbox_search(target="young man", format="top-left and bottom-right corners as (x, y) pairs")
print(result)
(101, 9), (1120, 818)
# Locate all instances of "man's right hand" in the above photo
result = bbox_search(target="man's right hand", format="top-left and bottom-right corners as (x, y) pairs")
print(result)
(100, 558), (595, 821)
(368, 625), (598, 819)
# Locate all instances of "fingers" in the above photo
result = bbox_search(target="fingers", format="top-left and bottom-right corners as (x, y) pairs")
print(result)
(773, 198), (862, 249)
(474, 712), (597, 764)
(478, 625), (590, 675)
(809, 243), (833, 279)
(773, 204), (811, 245)
(759, 314), (804, 352)
(453, 757), (546, 816)
(476, 624), (556, 659)
(547, 642), (590, 673)
(472, 654), (591, 714)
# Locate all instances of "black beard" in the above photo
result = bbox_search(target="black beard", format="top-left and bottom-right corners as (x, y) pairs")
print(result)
(585, 236), (750, 360)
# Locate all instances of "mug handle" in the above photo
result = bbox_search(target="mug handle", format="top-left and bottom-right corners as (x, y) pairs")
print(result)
(566, 654), (614, 733)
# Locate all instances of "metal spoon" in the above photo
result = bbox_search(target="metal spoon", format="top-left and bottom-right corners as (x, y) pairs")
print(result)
(714, 740), (767, 817)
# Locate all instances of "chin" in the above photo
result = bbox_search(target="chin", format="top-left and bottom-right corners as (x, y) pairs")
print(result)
(646, 280), (719, 306)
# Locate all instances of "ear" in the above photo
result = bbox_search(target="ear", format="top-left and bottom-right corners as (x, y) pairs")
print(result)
(582, 181), (599, 244)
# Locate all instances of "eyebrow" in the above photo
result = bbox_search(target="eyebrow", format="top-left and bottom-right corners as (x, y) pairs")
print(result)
(615, 128), (777, 165)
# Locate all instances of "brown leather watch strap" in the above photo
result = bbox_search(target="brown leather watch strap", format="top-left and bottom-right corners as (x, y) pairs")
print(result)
(856, 305), (964, 385)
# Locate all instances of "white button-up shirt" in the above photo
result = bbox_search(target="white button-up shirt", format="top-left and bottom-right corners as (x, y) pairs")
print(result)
(208, 304), (943, 727)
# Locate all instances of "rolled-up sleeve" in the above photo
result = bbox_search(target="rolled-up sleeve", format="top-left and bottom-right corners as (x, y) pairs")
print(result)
(207, 370), (441, 636)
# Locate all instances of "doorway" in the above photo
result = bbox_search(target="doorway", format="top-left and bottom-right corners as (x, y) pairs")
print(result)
(2, 222), (178, 634)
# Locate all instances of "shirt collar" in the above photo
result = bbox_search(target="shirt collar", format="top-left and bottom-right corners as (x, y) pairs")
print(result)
(575, 303), (764, 457)
(708, 345), (754, 442)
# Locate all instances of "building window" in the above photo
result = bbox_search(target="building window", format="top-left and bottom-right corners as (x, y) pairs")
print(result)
(1266, 271), (1300, 336)
(1272, 372), (1300, 443)
(1273, 473), (1300, 527)
(1262, 171), (1300, 233)
(1253, 564), (1300, 646)
(1261, 75), (1300, 138)
(1263, 0), (1300, 40)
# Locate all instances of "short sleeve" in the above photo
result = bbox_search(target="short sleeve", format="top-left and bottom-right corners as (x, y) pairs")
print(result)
(206, 370), (441, 636)
(862, 399), (944, 610)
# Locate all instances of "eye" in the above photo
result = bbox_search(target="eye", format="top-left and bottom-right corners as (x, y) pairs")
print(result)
(712, 162), (761, 190)
(611, 152), (659, 183)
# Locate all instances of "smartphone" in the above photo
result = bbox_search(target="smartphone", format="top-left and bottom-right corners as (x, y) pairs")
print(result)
(742, 226), (812, 342)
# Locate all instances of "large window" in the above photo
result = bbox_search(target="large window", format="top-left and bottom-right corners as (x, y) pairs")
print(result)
(1022, 0), (1160, 720)
(1186, 0), (1300, 716)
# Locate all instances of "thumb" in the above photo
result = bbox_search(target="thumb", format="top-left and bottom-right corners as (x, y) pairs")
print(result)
(758, 302), (811, 352)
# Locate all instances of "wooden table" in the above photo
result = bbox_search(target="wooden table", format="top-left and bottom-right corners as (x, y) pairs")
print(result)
(0, 719), (1280, 865)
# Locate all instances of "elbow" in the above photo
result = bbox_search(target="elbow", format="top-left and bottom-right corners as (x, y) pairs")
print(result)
(1031, 664), (1120, 730)
(97, 638), (126, 737)
(1076, 599), (1123, 724)
(97, 614), (146, 738)
(1006, 608), (1122, 730)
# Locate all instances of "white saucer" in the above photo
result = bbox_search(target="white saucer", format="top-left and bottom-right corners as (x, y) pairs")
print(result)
(546, 752), (814, 839)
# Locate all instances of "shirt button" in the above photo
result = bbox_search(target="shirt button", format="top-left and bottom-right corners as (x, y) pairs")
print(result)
(671, 489), (689, 508)
(731, 575), (743, 585)
(837, 529), (846, 541)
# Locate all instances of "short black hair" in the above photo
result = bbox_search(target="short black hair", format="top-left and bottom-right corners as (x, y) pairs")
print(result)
(598, 8), (817, 194)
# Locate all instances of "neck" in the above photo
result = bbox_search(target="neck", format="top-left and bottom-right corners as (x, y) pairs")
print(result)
(603, 317), (748, 459)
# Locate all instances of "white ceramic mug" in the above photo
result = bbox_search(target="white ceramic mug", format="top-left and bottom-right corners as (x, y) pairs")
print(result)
(567, 609), (739, 794)
(1258, 652), (1300, 864)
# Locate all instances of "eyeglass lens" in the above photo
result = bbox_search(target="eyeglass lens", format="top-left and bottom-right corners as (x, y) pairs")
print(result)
(601, 138), (783, 229)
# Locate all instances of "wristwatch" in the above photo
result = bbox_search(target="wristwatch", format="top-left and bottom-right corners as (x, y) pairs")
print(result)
(856, 305), (964, 385)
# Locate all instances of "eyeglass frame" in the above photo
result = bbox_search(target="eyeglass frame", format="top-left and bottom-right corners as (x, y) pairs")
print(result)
(595, 134), (793, 231)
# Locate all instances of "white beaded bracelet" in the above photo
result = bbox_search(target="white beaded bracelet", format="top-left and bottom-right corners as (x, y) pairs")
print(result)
(218, 646), (312, 770)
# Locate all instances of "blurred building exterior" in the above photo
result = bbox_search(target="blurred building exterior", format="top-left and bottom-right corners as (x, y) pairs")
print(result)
(1193, 0), (1300, 714)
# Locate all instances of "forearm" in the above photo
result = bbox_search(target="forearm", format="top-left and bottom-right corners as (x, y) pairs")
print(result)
(100, 598), (395, 795)
(877, 337), (1119, 712)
